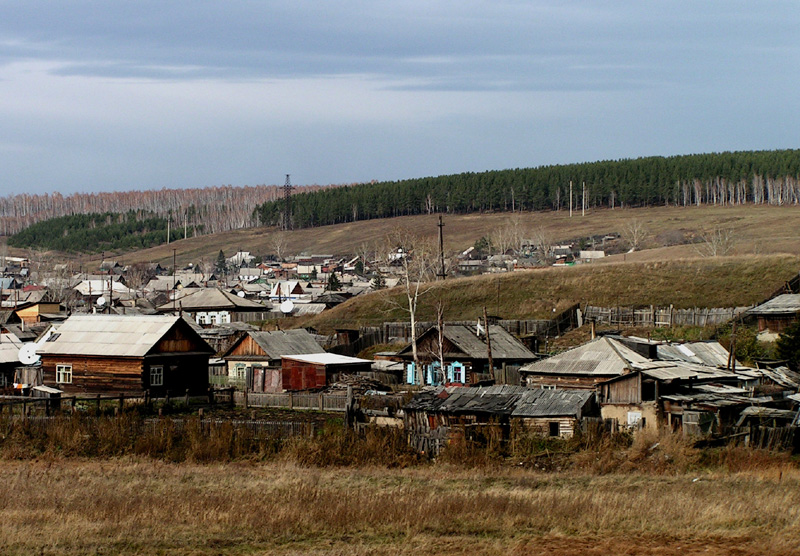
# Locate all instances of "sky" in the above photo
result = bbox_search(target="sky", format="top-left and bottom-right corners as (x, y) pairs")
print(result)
(1, 1), (799, 195)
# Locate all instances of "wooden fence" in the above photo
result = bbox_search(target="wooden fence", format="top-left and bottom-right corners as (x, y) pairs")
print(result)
(234, 391), (349, 412)
(726, 426), (799, 451)
(583, 305), (750, 328)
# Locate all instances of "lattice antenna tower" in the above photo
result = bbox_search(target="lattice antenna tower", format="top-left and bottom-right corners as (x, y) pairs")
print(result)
(282, 174), (294, 230)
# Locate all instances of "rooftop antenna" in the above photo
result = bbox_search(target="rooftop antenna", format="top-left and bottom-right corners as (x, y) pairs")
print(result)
(282, 174), (294, 231)
(436, 214), (446, 280)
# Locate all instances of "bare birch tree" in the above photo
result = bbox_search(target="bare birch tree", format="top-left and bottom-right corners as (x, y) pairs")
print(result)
(380, 228), (436, 385)
(621, 219), (648, 252)
(695, 226), (736, 257)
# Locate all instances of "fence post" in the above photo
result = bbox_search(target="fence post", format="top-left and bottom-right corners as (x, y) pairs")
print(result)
(244, 390), (248, 409)
(289, 392), (294, 410)
(184, 389), (190, 407)
(318, 392), (324, 411)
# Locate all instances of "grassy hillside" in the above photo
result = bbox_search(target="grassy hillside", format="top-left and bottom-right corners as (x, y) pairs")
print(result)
(85, 204), (800, 268)
(304, 255), (800, 332)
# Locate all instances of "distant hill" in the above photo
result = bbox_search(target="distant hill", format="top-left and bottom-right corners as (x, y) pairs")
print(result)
(256, 149), (800, 229)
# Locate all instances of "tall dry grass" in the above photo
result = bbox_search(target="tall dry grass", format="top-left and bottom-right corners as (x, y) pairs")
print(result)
(2, 460), (800, 555)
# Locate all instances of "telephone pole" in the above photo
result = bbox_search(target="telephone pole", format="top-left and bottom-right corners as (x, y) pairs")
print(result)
(436, 214), (446, 280)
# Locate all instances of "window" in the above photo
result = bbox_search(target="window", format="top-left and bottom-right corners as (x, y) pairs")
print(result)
(234, 363), (247, 381)
(56, 364), (72, 384)
(150, 365), (163, 387)
(549, 421), (560, 437)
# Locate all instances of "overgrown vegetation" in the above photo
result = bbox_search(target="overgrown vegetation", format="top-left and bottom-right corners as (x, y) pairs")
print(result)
(8, 211), (195, 252)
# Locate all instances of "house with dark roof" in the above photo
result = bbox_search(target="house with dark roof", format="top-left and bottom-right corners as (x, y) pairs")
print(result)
(746, 293), (800, 339)
(397, 324), (536, 386)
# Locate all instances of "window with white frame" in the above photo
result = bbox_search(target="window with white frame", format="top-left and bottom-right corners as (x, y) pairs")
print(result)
(235, 363), (247, 381)
(56, 364), (72, 384)
(150, 365), (164, 387)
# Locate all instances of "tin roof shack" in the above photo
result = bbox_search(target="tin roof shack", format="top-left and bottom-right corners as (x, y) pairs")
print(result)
(220, 329), (324, 392)
(746, 294), (800, 340)
(520, 337), (648, 389)
(36, 314), (214, 395)
(510, 389), (596, 438)
(281, 353), (372, 391)
(403, 385), (598, 455)
(396, 324), (536, 386)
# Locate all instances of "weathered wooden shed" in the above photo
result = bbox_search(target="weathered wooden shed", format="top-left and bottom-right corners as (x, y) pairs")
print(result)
(281, 353), (372, 391)
(511, 388), (596, 437)
(36, 314), (214, 395)
(221, 329), (325, 392)
(746, 294), (800, 336)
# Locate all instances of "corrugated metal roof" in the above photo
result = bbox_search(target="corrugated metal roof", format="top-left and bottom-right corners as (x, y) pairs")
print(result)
(512, 389), (593, 418)
(747, 294), (800, 315)
(283, 353), (371, 365)
(157, 288), (267, 311)
(520, 337), (648, 377)
(246, 329), (325, 360)
(656, 341), (737, 367)
(36, 314), (203, 358)
(0, 333), (23, 364)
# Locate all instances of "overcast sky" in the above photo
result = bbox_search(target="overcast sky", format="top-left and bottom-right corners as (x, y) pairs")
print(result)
(1, 1), (799, 194)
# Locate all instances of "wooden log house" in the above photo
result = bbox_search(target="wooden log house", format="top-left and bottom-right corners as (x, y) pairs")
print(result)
(36, 314), (214, 395)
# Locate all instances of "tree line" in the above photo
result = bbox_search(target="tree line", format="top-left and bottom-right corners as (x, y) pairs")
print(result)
(255, 149), (800, 229)
(8, 211), (186, 253)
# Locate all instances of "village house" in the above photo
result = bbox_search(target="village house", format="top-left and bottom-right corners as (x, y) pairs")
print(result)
(281, 353), (372, 391)
(156, 287), (268, 325)
(36, 314), (214, 395)
(397, 324), (536, 386)
(519, 336), (648, 389)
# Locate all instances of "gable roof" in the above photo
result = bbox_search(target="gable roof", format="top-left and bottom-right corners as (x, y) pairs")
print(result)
(399, 324), (536, 360)
(520, 337), (648, 377)
(157, 288), (266, 312)
(36, 314), (212, 358)
(224, 329), (324, 360)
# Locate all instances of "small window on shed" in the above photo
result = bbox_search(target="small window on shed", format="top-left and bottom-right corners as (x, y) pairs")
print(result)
(549, 421), (560, 437)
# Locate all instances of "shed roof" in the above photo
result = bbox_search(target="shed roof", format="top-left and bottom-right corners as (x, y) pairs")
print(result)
(36, 314), (211, 358)
(225, 329), (324, 360)
(747, 294), (800, 315)
(282, 353), (371, 366)
(520, 337), (647, 377)
(0, 333), (23, 364)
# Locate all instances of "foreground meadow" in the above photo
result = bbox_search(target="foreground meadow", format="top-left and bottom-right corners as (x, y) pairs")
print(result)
(2, 459), (799, 556)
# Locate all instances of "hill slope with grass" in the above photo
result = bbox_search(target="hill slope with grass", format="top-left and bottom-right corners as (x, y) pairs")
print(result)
(303, 255), (800, 332)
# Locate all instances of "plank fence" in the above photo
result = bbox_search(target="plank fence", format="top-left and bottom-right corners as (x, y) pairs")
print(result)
(234, 391), (349, 412)
(583, 305), (750, 328)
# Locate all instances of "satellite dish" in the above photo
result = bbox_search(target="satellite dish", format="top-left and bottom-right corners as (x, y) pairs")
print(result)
(280, 300), (294, 314)
(237, 291), (246, 298)
(18, 344), (40, 366)
(96, 296), (106, 307)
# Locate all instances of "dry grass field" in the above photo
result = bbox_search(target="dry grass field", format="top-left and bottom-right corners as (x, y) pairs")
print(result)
(2, 458), (800, 556)
(75, 204), (800, 267)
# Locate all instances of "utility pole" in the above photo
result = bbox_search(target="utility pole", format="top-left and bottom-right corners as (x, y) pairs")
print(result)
(436, 214), (446, 280)
(582, 181), (586, 217)
(484, 306), (493, 374)
(167, 214), (170, 245)
(172, 248), (177, 312)
(569, 181), (573, 218)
